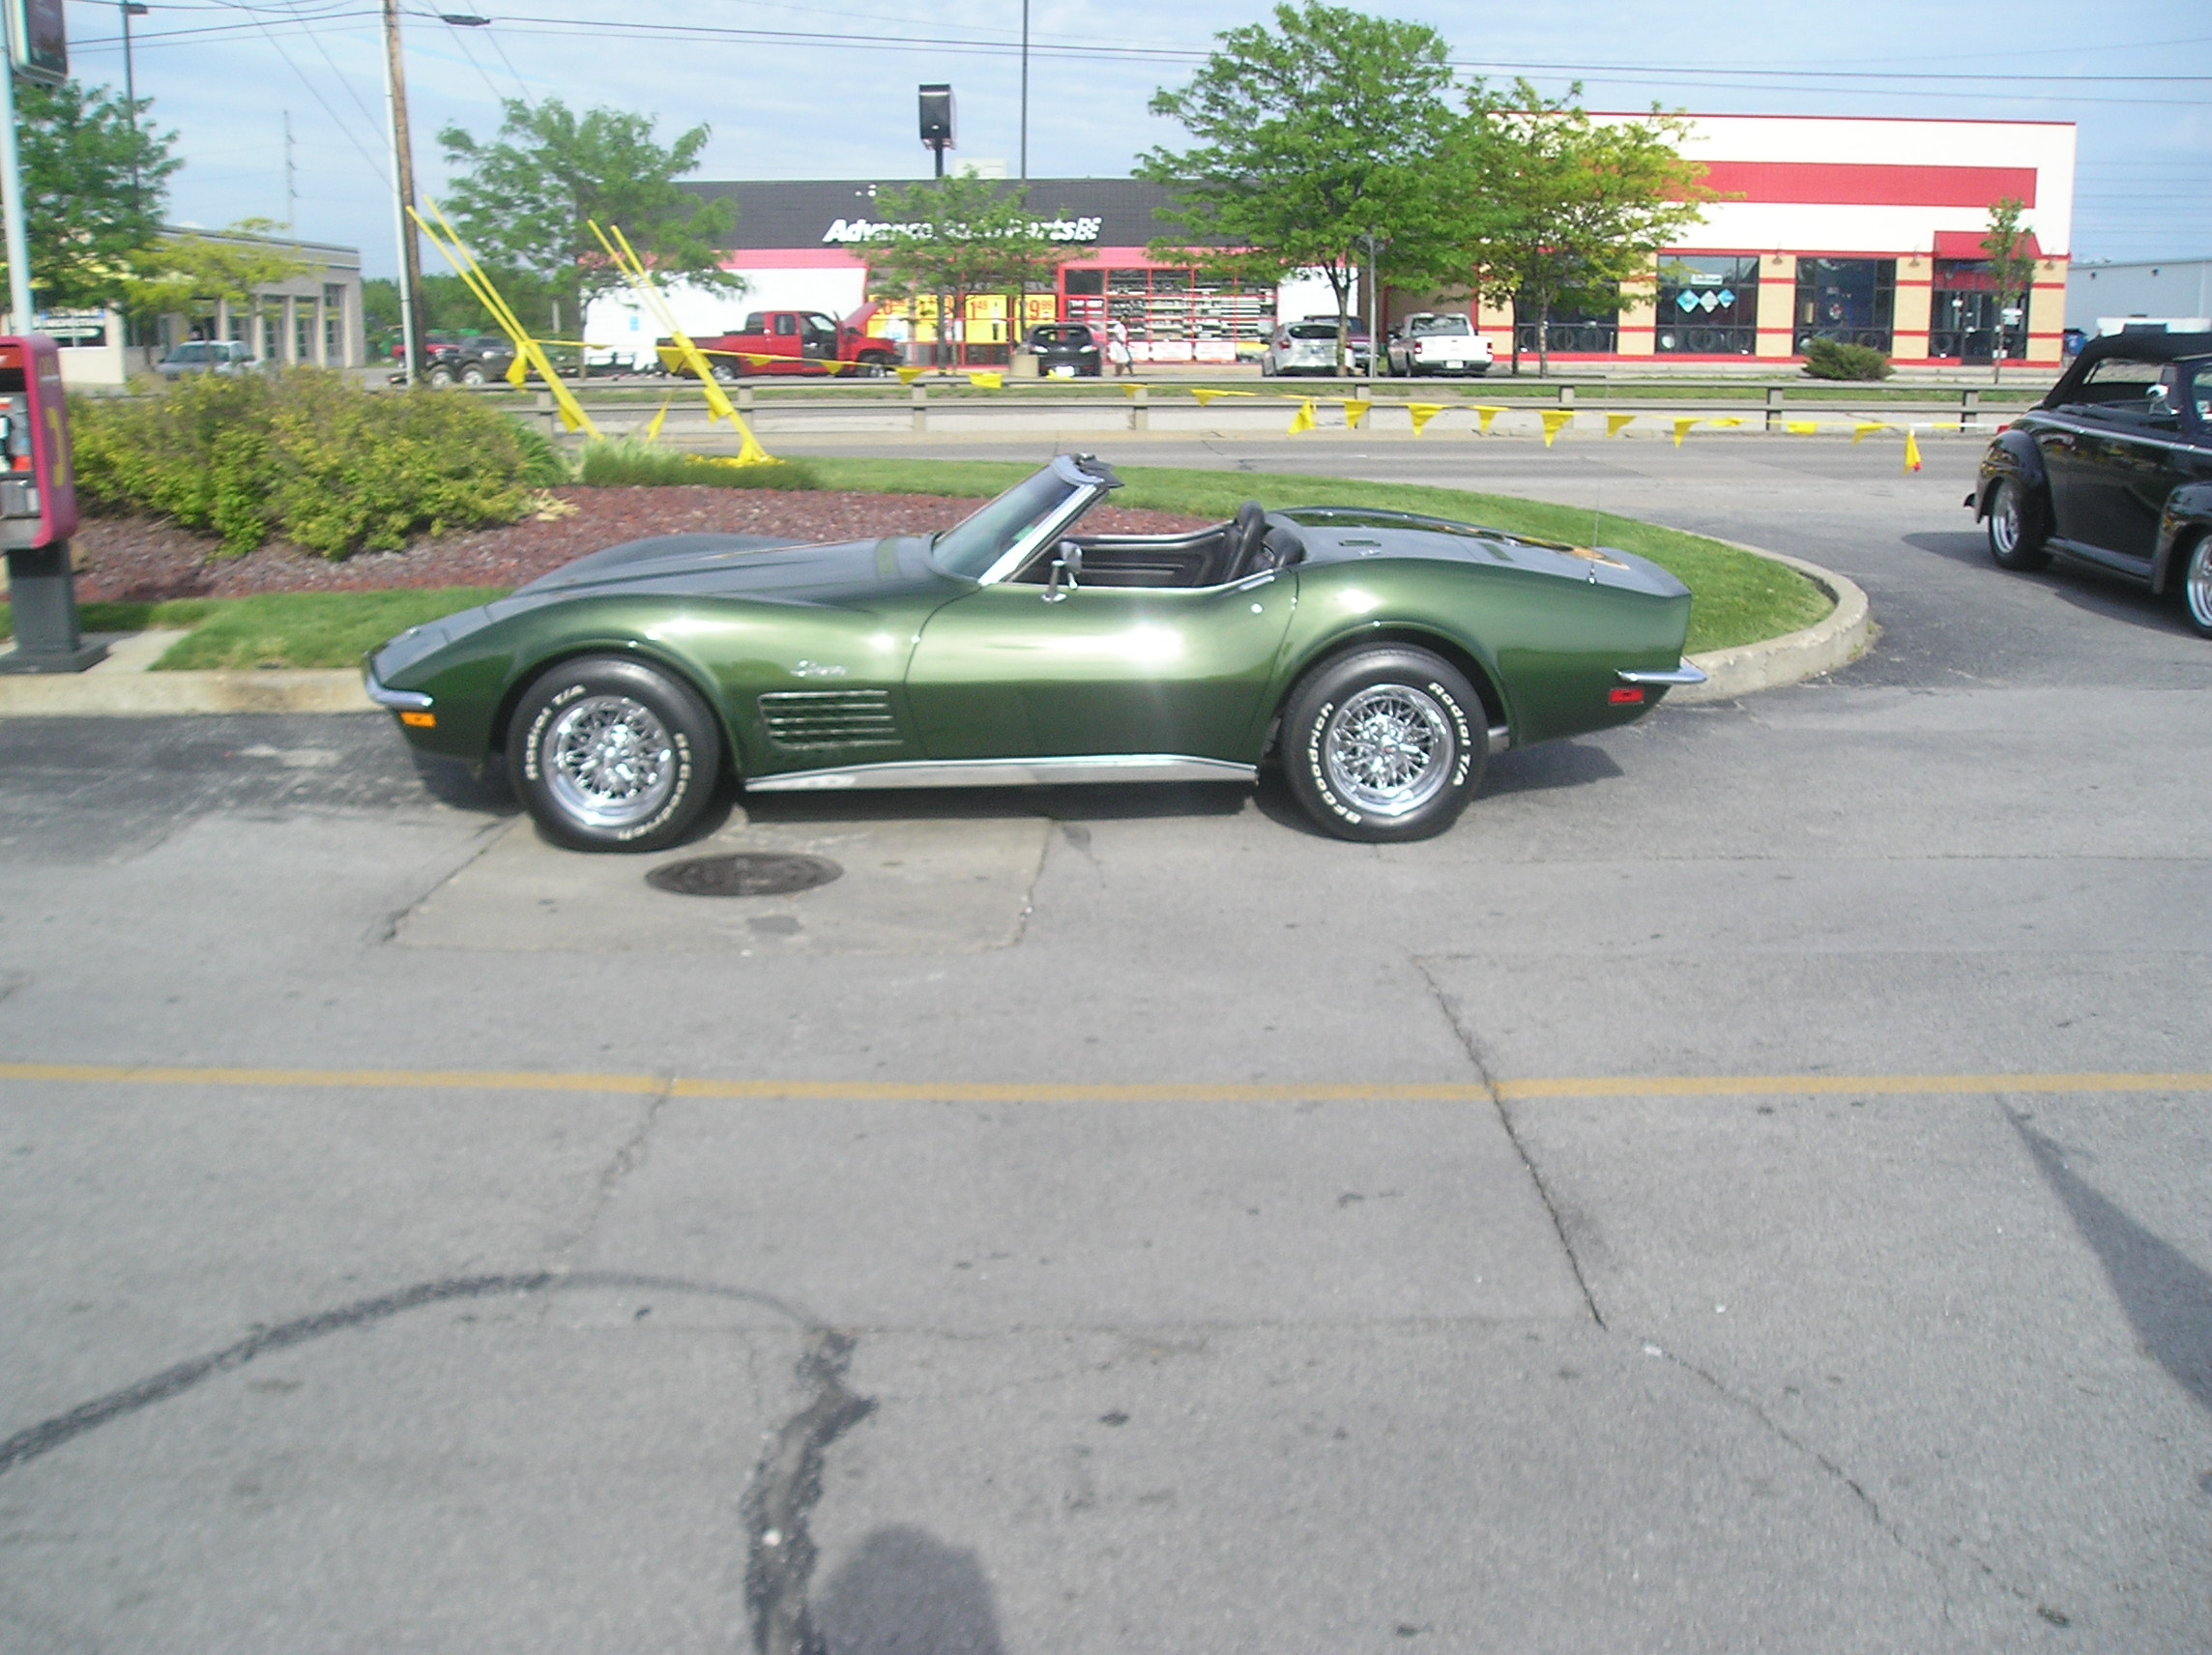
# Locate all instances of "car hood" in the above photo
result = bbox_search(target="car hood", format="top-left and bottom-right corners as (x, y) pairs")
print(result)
(512, 532), (940, 601)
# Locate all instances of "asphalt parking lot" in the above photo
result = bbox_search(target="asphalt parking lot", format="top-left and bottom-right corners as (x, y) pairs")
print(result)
(2, 433), (2207, 1654)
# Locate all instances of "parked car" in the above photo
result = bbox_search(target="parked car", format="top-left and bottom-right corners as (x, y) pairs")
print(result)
(1968, 330), (2212, 638)
(365, 454), (1703, 851)
(1385, 312), (1494, 377)
(423, 334), (516, 388)
(1260, 318), (1371, 377)
(1025, 323), (1102, 377)
(157, 340), (257, 378)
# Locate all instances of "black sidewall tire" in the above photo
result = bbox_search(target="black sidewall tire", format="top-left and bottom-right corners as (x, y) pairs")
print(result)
(1987, 477), (2052, 570)
(2182, 535), (2212, 639)
(506, 656), (721, 853)
(1280, 647), (1484, 843)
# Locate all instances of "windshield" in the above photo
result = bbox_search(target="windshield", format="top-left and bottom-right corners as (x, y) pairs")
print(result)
(1286, 322), (1343, 340)
(1409, 315), (1472, 336)
(931, 469), (1084, 579)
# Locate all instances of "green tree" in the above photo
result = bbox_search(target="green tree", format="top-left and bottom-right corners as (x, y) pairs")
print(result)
(1980, 197), (2038, 384)
(1137, 1), (1464, 373)
(7, 77), (180, 311)
(436, 99), (739, 315)
(1453, 82), (1710, 376)
(863, 174), (1077, 364)
(120, 221), (313, 339)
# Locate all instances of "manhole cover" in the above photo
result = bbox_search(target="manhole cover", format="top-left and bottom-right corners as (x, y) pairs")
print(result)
(646, 853), (843, 898)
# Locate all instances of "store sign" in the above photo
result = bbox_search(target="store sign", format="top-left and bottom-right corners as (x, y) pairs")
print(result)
(5, 0), (67, 86)
(821, 215), (1102, 246)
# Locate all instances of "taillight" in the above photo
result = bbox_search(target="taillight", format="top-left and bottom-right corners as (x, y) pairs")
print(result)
(1609, 686), (1644, 706)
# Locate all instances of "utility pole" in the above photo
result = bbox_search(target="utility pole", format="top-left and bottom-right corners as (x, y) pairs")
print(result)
(1018, 0), (1029, 182)
(0, 62), (32, 333)
(282, 110), (297, 230)
(120, 1), (147, 212)
(379, 0), (423, 383)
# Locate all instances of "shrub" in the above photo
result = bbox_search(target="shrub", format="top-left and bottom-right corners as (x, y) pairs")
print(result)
(576, 439), (819, 491)
(1801, 337), (1894, 382)
(71, 369), (549, 557)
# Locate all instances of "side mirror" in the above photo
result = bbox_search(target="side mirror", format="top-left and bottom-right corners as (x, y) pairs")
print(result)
(1044, 542), (1082, 602)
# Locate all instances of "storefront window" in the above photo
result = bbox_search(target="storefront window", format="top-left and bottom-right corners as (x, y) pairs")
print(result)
(1514, 288), (1618, 356)
(1929, 260), (2025, 363)
(1794, 258), (1894, 353)
(1654, 255), (1759, 355)
(1069, 266), (1273, 363)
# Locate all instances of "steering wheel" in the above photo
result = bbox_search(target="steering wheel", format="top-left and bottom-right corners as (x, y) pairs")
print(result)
(1224, 501), (1269, 580)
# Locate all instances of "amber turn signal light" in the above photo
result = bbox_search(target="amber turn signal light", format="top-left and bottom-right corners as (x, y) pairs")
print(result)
(399, 711), (436, 728)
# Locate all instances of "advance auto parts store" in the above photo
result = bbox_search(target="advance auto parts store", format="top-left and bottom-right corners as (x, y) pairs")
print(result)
(585, 116), (2074, 371)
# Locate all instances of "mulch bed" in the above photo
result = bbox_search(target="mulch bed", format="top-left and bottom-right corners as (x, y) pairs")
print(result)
(72, 487), (1215, 604)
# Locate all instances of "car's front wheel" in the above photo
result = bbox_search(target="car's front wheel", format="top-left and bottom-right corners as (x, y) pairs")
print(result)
(460, 363), (487, 388)
(424, 364), (455, 389)
(507, 656), (720, 852)
(1986, 477), (2052, 570)
(1279, 647), (1483, 842)
(2180, 534), (2212, 639)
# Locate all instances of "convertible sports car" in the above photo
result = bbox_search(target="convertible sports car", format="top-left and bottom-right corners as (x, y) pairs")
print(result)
(1969, 330), (2212, 637)
(364, 456), (1704, 849)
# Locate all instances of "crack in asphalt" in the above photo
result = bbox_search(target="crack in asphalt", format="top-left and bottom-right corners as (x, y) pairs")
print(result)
(0, 1270), (811, 1479)
(743, 1330), (877, 1655)
(1412, 956), (1605, 1329)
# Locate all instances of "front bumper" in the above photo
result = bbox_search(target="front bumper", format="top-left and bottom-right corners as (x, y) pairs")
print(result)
(362, 662), (432, 711)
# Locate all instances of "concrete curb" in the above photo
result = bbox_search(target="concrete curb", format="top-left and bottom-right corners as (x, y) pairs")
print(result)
(1672, 544), (1872, 704)
(0, 540), (1868, 718)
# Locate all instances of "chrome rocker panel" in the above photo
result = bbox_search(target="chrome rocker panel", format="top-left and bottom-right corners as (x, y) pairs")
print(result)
(745, 754), (1261, 793)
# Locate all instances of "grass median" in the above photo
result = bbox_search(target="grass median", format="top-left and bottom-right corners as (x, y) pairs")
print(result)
(15, 460), (1826, 666)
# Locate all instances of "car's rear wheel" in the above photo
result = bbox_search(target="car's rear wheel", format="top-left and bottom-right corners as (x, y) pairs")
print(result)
(1987, 477), (2052, 570)
(2180, 534), (2212, 639)
(710, 361), (740, 384)
(1280, 647), (1483, 843)
(508, 656), (720, 852)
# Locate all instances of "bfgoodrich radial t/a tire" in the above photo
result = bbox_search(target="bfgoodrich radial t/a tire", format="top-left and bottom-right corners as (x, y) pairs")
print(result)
(1281, 647), (1484, 842)
(507, 656), (719, 852)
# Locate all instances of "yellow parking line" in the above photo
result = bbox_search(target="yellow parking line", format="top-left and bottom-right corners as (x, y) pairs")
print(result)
(0, 1061), (2207, 1102)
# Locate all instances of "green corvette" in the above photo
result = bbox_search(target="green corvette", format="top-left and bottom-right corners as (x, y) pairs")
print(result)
(364, 455), (1703, 847)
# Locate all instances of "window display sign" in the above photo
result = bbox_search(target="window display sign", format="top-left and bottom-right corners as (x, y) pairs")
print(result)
(5, 0), (67, 86)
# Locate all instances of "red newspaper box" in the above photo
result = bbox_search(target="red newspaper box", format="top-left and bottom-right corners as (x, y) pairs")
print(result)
(0, 334), (101, 671)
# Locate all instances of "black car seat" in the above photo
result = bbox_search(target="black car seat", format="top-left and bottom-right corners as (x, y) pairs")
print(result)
(1222, 501), (1269, 580)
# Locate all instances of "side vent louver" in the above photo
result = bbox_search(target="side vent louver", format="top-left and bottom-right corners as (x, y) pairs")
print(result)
(758, 689), (901, 749)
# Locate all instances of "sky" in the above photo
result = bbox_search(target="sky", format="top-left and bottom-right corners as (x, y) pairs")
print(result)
(56, 0), (2212, 278)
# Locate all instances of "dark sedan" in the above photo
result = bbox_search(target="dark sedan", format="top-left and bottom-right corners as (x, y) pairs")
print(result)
(1969, 330), (2212, 637)
(1025, 323), (1102, 377)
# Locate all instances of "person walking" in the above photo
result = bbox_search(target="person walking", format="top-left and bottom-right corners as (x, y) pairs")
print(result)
(1106, 316), (1133, 377)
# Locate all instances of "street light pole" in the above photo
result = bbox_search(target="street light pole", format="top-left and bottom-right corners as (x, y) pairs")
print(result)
(379, 0), (423, 384)
(0, 61), (33, 333)
(1018, 0), (1028, 182)
(120, 1), (147, 212)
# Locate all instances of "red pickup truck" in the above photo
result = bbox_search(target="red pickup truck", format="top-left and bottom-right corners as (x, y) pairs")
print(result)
(658, 306), (898, 379)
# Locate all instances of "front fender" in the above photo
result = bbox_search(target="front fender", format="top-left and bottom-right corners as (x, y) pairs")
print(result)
(2154, 482), (2212, 594)
(1970, 429), (2046, 518)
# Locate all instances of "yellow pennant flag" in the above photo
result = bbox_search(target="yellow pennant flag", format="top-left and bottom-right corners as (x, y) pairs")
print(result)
(1406, 402), (1444, 436)
(1341, 397), (1372, 430)
(642, 399), (672, 443)
(1606, 413), (1636, 439)
(1851, 421), (1888, 445)
(967, 371), (1004, 391)
(1191, 388), (1220, 407)
(1121, 382), (1148, 399)
(1472, 405), (1506, 436)
(1672, 417), (1701, 449)
(1287, 397), (1318, 435)
(894, 366), (923, 387)
(1785, 420), (1819, 436)
(1903, 428), (1924, 473)
(1540, 409), (1574, 448)
(1706, 418), (1744, 431)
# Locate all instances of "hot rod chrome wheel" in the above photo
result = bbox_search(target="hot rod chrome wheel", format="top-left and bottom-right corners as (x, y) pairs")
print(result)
(2184, 537), (2212, 639)
(1281, 646), (1483, 844)
(1324, 684), (1451, 818)
(508, 657), (720, 852)
(1986, 478), (2051, 571)
(541, 695), (677, 828)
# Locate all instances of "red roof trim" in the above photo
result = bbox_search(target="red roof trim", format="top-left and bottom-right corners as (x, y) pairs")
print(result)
(1689, 160), (2038, 209)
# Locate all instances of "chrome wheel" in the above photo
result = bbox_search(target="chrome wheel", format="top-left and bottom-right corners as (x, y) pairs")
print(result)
(1323, 683), (1453, 818)
(540, 694), (678, 829)
(1991, 483), (2023, 556)
(2187, 537), (2212, 635)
